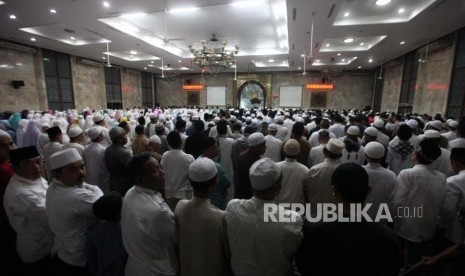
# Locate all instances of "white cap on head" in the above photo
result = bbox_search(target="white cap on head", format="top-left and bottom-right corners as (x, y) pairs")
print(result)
(68, 127), (83, 138)
(373, 119), (384, 128)
(347, 126), (360, 136)
(268, 123), (278, 131)
(296, 117), (305, 123)
(284, 139), (300, 156)
(49, 148), (82, 170)
(249, 158), (281, 190)
(246, 117), (253, 123)
(424, 129), (441, 139)
(407, 119), (418, 129)
(275, 116), (284, 124)
(87, 126), (103, 140)
(325, 138), (345, 155)
(93, 113), (104, 123)
(364, 126), (378, 137)
(365, 141), (385, 159)
(149, 135), (161, 144)
(429, 120), (443, 131)
(448, 120), (459, 128)
(189, 157), (217, 182)
(248, 133), (266, 147)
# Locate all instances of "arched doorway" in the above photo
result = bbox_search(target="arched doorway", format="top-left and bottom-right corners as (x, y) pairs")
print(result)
(238, 80), (266, 110)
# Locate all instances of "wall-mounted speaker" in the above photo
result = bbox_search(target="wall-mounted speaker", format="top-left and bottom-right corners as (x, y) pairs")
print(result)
(12, 80), (25, 89)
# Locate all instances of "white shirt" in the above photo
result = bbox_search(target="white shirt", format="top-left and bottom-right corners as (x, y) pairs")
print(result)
(308, 144), (326, 168)
(377, 131), (391, 147)
(429, 148), (454, 177)
(386, 145), (414, 176)
(122, 186), (178, 276)
(225, 197), (302, 276)
(46, 180), (103, 266)
(341, 146), (365, 165)
(218, 136), (235, 184)
(3, 175), (53, 263)
(441, 131), (457, 141)
(276, 158), (309, 205)
(83, 142), (110, 193)
(43, 141), (63, 162)
(392, 164), (446, 243)
(328, 123), (345, 138)
(37, 133), (49, 156)
(275, 125), (288, 142)
(449, 137), (465, 150)
(363, 163), (397, 220)
(440, 171), (465, 244)
(307, 158), (340, 209)
(161, 149), (195, 199)
(263, 135), (283, 163)
(283, 119), (295, 140)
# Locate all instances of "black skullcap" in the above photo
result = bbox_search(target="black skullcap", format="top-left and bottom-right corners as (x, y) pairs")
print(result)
(451, 148), (465, 164)
(418, 139), (441, 163)
(10, 146), (40, 167)
(202, 137), (216, 151)
(331, 163), (369, 203)
(244, 125), (255, 136)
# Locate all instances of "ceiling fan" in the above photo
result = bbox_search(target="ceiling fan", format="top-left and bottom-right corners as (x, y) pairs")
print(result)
(103, 41), (122, 69)
(156, 0), (185, 44)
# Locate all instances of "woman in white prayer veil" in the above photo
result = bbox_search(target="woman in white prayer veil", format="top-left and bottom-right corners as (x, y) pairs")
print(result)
(23, 119), (41, 147)
(15, 119), (29, 148)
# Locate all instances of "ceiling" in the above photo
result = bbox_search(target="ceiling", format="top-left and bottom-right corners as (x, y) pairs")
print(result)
(1, 0), (465, 75)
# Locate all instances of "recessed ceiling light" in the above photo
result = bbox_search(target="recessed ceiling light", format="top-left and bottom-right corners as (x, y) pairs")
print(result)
(103, 1), (110, 8)
(316, 59), (320, 62)
(368, 58), (373, 63)
(268, 59), (275, 62)
(375, 0), (391, 6)
(358, 66), (362, 69)
(50, 9), (57, 14)
(360, 42), (364, 46)
(400, 41), (405, 45)
(344, 38), (354, 43)
(9, 14), (16, 19)
(130, 55), (133, 58)
(344, 12), (350, 17)
(282, 61), (286, 64)
(298, 66), (301, 70)
(102, 57), (106, 60)
(337, 53), (341, 56)
(301, 54), (304, 57)
(70, 36), (76, 40)
(0, 1), (5, 6)
(144, 67), (147, 70)
(398, 8), (405, 13)
(178, 60), (182, 63)
(326, 44), (330, 47)
(341, 59), (345, 62)
(130, 50), (138, 55)
(30, 37), (36, 42)
(151, 61), (154, 63)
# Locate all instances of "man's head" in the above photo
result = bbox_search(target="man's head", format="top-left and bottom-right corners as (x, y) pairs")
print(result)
(268, 123), (278, 136)
(250, 158), (282, 199)
(363, 127), (378, 144)
(127, 154), (164, 191)
(397, 124), (412, 142)
(93, 113), (105, 126)
(450, 148), (465, 174)
(148, 135), (161, 153)
(134, 125), (145, 136)
(175, 119), (187, 133)
(364, 141), (385, 163)
(291, 122), (305, 138)
(323, 138), (344, 159)
(318, 129), (330, 145)
(202, 137), (218, 159)
(10, 146), (42, 180)
(109, 127), (127, 145)
(87, 126), (103, 143)
(49, 148), (85, 186)
(167, 131), (182, 149)
(0, 129), (14, 161)
(47, 126), (62, 142)
(283, 139), (300, 158)
(68, 127), (84, 143)
(217, 120), (228, 136)
(93, 192), (123, 221)
(188, 157), (218, 198)
(248, 132), (266, 155)
(331, 163), (369, 204)
(413, 139), (441, 165)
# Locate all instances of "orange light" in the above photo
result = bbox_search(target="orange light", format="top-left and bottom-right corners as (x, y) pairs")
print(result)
(426, 83), (447, 90)
(305, 83), (334, 90)
(182, 84), (205, 90)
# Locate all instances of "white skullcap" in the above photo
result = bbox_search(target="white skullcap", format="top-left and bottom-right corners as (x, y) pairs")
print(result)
(214, 117), (221, 123)
(347, 126), (360, 136)
(424, 130), (441, 139)
(93, 113), (104, 123)
(284, 139), (300, 156)
(189, 157), (217, 182)
(248, 133), (266, 147)
(325, 138), (345, 155)
(364, 127), (378, 137)
(49, 148), (82, 170)
(364, 141), (385, 159)
(429, 120), (443, 131)
(87, 126), (103, 140)
(448, 120), (459, 128)
(149, 135), (161, 144)
(68, 127), (83, 138)
(246, 117), (253, 123)
(296, 117), (305, 123)
(230, 115), (237, 122)
(407, 119), (418, 129)
(268, 123), (278, 131)
(249, 158), (281, 190)
(373, 120), (384, 128)
(284, 112), (290, 117)
(275, 116), (284, 124)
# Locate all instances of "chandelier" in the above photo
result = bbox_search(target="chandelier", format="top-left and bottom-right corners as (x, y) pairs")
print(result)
(188, 34), (239, 74)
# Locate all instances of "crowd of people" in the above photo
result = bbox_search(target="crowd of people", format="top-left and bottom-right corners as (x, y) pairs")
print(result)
(1, 106), (465, 276)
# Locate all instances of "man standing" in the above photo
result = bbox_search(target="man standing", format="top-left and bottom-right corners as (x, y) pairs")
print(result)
(175, 157), (231, 276)
(226, 158), (302, 276)
(104, 127), (132, 196)
(3, 146), (53, 275)
(122, 154), (177, 276)
(83, 126), (109, 193)
(263, 123), (282, 162)
(46, 148), (103, 275)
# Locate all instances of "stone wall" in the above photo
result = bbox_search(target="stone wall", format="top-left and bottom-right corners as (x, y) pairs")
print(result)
(121, 69), (142, 108)
(71, 58), (106, 110)
(381, 61), (403, 112)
